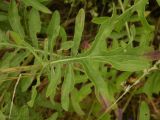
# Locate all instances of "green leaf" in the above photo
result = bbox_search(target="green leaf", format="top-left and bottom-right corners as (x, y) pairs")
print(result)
(22, 0), (52, 14)
(71, 8), (85, 55)
(29, 8), (41, 48)
(114, 7), (133, 32)
(157, 0), (160, 6)
(61, 64), (74, 111)
(0, 14), (7, 21)
(0, 2), (8, 11)
(71, 88), (85, 115)
(60, 41), (74, 50)
(78, 83), (93, 101)
(47, 11), (60, 53)
(46, 64), (61, 97)
(0, 111), (5, 120)
(92, 17), (109, 24)
(8, 31), (43, 64)
(96, 47), (151, 71)
(142, 71), (160, 98)
(139, 101), (150, 120)
(134, 0), (152, 31)
(59, 26), (67, 42)
(8, 31), (24, 45)
(8, 0), (25, 39)
(27, 74), (41, 107)
(20, 70), (37, 92)
(17, 105), (29, 120)
(82, 60), (114, 102)
(46, 112), (58, 120)
(88, 18), (114, 55)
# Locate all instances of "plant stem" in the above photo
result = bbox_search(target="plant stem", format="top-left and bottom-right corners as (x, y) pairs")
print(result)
(118, 0), (132, 41)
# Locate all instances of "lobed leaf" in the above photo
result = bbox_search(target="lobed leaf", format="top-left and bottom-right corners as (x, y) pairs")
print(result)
(96, 47), (151, 71)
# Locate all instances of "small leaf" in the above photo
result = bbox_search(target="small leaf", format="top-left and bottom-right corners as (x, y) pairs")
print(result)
(8, 0), (25, 39)
(71, 88), (85, 115)
(61, 64), (74, 111)
(134, 0), (152, 31)
(23, 0), (52, 14)
(71, 8), (85, 55)
(82, 60), (114, 102)
(21, 70), (37, 92)
(17, 105), (29, 120)
(46, 64), (61, 97)
(92, 17), (109, 24)
(78, 83), (93, 101)
(139, 101), (150, 120)
(8, 31), (24, 45)
(60, 41), (74, 50)
(47, 11), (60, 53)
(8, 31), (43, 64)
(27, 74), (41, 107)
(59, 26), (67, 42)
(29, 8), (41, 48)
(88, 18), (114, 55)
(46, 112), (58, 120)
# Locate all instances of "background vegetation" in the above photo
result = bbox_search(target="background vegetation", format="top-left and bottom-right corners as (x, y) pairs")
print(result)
(0, 0), (160, 120)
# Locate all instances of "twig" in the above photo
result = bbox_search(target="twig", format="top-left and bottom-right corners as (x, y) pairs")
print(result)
(8, 74), (22, 120)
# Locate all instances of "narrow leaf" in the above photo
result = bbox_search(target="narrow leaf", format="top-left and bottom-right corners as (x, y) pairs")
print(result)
(61, 64), (74, 111)
(47, 11), (60, 53)
(27, 74), (41, 107)
(88, 18), (114, 55)
(71, 88), (85, 115)
(82, 60), (114, 102)
(23, 0), (52, 14)
(29, 8), (41, 48)
(46, 64), (61, 97)
(60, 41), (74, 50)
(8, 0), (25, 39)
(139, 101), (150, 120)
(71, 8), (85, 55)
(46, 112), (58, 120)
